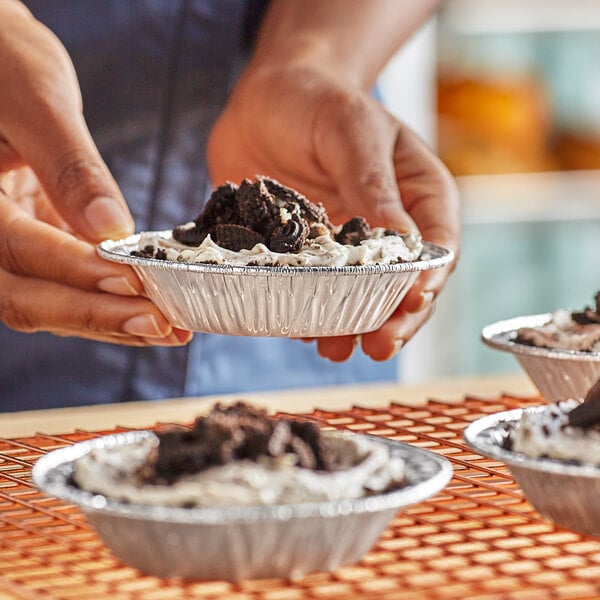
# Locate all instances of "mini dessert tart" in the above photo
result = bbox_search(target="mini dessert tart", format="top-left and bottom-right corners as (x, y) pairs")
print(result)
(505, 379), (600, 465)
(130, 176), (423, 267)
(514, 292), (600, 353)
(34, 406), (451, 580)
(98, 176), (452, 337)
(462, 383), (600, 538)
(508, 400), (600, 464)
(72, 402), (407, 507)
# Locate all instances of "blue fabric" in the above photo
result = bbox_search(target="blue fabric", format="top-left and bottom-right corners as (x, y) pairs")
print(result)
(0, 0), (398, 411)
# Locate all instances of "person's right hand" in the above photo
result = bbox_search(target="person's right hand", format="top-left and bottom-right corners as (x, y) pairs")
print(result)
(0, 3), (192, 346)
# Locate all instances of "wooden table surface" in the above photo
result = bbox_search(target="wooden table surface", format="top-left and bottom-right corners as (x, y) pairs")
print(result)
(0, 373), (537, 438)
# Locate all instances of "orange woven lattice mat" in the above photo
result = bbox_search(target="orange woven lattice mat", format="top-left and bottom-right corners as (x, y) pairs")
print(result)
(2, 394), (600, 600)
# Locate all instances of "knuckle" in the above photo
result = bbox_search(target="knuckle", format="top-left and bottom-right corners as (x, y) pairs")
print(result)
(54, 236), (89, 282)
(0, 290), (36, 333)
(53, 153), (106, 203)
(359, 168), (395, 195)
(82, 308), (97, 332)
(0, 219), (25, 274)
(80, 295), (109, 333)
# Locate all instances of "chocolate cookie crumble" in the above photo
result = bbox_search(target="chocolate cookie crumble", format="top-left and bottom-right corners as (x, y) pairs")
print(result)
(335, 216), (371, 246)
(131, 245), (167, 260)
(170, 176), (391, 254)
(141, 402), (336, 484)
(568, 377), (600, 429)
(514, 290), (600, 351)
(571, 291), (600, 325)
(172, 176), (329, 253)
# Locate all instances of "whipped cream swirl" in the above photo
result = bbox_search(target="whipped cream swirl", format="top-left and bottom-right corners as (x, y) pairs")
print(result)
(134, 228), (423, 268)
(73, 431), (406, 507)
(512, 399), (600, 464)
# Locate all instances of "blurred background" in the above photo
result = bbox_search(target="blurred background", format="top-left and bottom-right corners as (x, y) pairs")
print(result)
(378, 0), (600, 383)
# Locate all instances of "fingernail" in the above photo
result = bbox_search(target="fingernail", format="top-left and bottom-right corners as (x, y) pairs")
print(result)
(146, 332), (181, 345)
(98, 276), (138, 296)
(167, 331), (187, 344)
(415, 291), (435, 312)
(381, 338), (405, 360)
(84, 196), (133, 239)
(123, 314), (164, 337)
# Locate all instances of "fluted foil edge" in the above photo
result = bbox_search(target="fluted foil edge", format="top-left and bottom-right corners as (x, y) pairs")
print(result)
(98, 236), (453, 337)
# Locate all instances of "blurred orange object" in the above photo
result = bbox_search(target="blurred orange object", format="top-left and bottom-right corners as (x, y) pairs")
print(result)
(554, 129), (600, 171)
(437, 73), (557, 175)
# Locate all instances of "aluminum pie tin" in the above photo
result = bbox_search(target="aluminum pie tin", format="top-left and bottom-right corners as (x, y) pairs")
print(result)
(463, 407), (600, 537)
(98, 232), (453, 337)
(32, 430), (452, 581)
(482, 314), (600, 403)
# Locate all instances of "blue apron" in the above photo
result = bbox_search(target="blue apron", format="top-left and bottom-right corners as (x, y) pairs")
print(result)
(1, 0), (397, 410)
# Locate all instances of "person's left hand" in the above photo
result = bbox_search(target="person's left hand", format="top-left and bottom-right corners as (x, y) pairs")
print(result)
(207, 63), (460, 362)
(0, 167), (193, 347)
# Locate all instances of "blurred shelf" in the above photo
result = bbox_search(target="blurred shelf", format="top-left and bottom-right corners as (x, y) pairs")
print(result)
(458, 170), (600, 224)
(440, 0), (600, 34)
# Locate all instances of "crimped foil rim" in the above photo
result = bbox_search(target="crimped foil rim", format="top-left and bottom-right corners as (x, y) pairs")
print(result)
(97, 231), (454, 276)
(32, 430), (452, 524)
(481, 314), (600, 362)
(463, 407), (600, 478)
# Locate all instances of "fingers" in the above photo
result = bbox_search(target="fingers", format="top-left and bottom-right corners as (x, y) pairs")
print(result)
(0, 182), (193, 346)
(9, 119), (134, 243)
(379, 123), (461, 316)
(0, 14), (134, 243)
(400, 267), (448, 316)
(0, 195), (142, 295)
(0, 268), (192, 346)
(393, 125), (461, 255)
(361, 301), (436, 361)
(316, 299), (436, 363)
(316, 115), (459, 364)
(316, 335), (357, 362)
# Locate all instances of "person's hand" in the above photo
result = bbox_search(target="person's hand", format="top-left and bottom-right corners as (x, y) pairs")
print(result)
(207, 63), (460, 362)
(0, 4), (192, 346)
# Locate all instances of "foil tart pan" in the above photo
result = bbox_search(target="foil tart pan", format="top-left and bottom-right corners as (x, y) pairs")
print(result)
(482, 315), (600, 403)
(98, 232), (453, 337)
(464, 407), (600, 537)
(32, 431), (452, 581)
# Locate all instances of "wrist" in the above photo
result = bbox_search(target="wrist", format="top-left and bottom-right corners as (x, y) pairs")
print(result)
(248, 34), (368, 90)
(248, 0), (440, 92)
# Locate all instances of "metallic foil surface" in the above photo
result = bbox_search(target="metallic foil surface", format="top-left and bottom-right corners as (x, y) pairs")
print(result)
(482, 314), (600, 403)
(33, 431), (452, 580)
(464, 407), (600, 537)
(98, 234), (453, 337)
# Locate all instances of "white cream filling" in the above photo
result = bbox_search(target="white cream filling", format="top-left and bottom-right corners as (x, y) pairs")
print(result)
(134, 228), (423, 267)
(512, 399), (600, 464)
(73, 432), (406, 507)
(517, 309), (600, 352)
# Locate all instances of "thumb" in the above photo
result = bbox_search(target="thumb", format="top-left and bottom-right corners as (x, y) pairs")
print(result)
(0, 5), (134, 243)
(9, 114), (134, 243)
